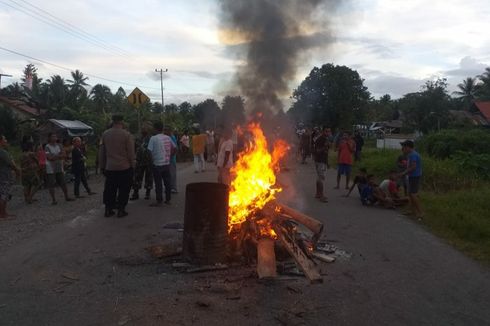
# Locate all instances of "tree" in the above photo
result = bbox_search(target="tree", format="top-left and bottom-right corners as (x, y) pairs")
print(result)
(288, 64), (371, 129)
(221, 95), (245, 126)
(399, 78), (453, 133)
(366, 94), (397, 122)
(46, 75), (68, 111)
(478, 67), (490, 100)
(453, 77), (480, 109)
(0, 105), (17, 140)
(90, 84), (113, 117)
(193, 99), (221, 130)
(67, 70), (89, 110)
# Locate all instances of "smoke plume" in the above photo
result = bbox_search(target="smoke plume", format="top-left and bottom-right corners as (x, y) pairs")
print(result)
(218, 0), (339, 114)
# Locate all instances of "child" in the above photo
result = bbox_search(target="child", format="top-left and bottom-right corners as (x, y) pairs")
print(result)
(344, 168), (368, 197)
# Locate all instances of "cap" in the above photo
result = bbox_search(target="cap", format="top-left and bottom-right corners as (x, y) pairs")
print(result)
(400, 140), (414, 148)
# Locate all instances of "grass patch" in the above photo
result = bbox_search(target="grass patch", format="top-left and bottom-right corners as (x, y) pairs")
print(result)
(360, 148), (490, 264)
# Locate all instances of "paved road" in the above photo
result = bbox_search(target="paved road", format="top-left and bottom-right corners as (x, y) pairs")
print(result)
(0, 162), (489, 326)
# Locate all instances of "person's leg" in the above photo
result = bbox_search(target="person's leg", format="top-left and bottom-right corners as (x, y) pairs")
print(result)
(162, 165), (172, 203)
(200, 153), (205, 172)
(58, 173), (73, 201)
(81, 171), (91, 193)
(131, 164), (143, 200)
(193, 155), (199, 172)
(345, 165), (352, 190)
(0, 198), (6, 219)
(104, 171), (118, 215)
(116, 169), (132, 216)
(144, 165), (153, 199)
(335, 172), (341, 189)
(47, 174), (57, 204)
(73, 171), (81, 197)
(152, 165), (164, 204)
(170, 161), (177, 192)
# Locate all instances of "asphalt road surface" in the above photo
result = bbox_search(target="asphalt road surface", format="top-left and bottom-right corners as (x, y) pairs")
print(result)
(0, 161), (489, 326)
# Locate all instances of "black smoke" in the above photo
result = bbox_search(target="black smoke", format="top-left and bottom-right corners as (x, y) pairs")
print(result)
(218, 0), (339, 114)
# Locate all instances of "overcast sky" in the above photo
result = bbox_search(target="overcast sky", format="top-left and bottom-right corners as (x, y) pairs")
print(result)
(1, 0), (489, 105)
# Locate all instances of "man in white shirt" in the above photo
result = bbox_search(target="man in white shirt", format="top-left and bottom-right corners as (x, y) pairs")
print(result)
(217, 128), (234, 185)
(148, 121), (176, 206)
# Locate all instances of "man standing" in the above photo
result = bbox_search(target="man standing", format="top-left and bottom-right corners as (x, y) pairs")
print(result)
(148, 122), (176, 206)
(354, 131), (364, 162)
(206, 130), (216, 163)
(312, 127), (329, 203)
(45, 133), (74, 205)
(0, 135), (20, 219)
(217, 128), (234, 185)
(400, 140), (424, 219)
(130, 129), (153, 201)
(335, 132), (356, 190)
(99, 115), (135, 218)
(72, 137), (96, 198)
(192, 129), (206, 173)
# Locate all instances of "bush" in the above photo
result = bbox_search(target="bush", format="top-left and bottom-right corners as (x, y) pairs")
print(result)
(418, 129), (490, 159)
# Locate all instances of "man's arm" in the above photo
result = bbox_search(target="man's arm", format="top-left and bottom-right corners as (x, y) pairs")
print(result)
(127, 134), (136, 168)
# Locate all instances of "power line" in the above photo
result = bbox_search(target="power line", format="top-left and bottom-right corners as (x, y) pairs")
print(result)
(0, 0), (132, 60)
(17, 0), (132, 57)
(0, 45), (161, 92)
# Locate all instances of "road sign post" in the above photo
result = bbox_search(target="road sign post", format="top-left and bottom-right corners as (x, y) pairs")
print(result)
(128, 87), (150, 134)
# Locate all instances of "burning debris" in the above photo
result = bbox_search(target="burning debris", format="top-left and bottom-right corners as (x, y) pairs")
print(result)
(181, 123), (329, 283)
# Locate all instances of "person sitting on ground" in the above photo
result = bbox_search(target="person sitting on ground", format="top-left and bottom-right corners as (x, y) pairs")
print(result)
(360, 175), (394, 208)
(344, 168), (368, 197)
(72, 137), (96, 198)
(20, 142), (40, 204)
(0, 135), (20, 220)
(45, 133), (74, 205)
(379, 170), (410, 206)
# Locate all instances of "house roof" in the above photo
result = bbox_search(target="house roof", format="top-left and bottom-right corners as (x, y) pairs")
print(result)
(449, 110), (489, 126)
(49, 119), (93, 130)
(0, 96), (44, 117)
(474, 101), (490, 121)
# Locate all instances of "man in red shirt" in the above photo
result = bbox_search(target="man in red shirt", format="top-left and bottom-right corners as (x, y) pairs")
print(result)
(335, 132), (356, 190)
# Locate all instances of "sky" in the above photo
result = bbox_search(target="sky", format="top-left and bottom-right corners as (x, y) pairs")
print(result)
(0, 0), (489, 105)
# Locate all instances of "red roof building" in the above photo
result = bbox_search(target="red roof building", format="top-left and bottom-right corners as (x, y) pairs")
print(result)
(473, 101), (490, 122)
(0, 96), (45, 119)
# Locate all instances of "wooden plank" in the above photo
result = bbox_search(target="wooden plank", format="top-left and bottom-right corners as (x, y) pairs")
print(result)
(311, 251), (336, 263)
(274, 203), (324, 244)
(273, 225), (323, 284)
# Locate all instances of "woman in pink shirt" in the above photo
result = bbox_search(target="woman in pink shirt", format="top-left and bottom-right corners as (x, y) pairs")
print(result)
(36, 143), (47, 188)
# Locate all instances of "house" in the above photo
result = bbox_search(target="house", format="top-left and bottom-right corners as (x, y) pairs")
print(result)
(471, 101), (490, 125)
(37, 119), (94, 142)
(449, 109), (489, 127)
(0, 96), (45, 120)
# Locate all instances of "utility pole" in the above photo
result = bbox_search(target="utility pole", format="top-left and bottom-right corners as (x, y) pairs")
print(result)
(155, 68), (168, 122)
(0, 73), (13, 89)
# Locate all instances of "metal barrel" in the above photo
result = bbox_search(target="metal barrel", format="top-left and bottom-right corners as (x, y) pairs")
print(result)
(183, 182), (229, 264)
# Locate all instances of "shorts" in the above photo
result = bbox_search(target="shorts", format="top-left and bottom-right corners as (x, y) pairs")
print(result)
(315, 162), (326, 181)
(337, 164), (352, 176)
(22, 173), (40, 188)
(408, 176), (421, 194)
(47, 172), (65, 188)
(0, 181), (12, 201)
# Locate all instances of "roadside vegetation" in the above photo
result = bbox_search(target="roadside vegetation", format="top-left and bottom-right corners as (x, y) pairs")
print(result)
(359, 129), (490, 264)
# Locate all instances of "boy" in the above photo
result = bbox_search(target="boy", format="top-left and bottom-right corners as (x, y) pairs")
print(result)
(344, 168), (368, 197)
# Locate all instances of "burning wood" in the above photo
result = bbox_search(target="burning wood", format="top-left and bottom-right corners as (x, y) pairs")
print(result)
(225, 123), (327, 283)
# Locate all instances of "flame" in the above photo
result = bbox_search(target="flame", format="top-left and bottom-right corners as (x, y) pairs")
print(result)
(228, 123), (289, 233)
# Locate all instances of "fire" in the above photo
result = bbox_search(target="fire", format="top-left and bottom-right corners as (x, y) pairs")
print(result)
(228, 123), (289, 233)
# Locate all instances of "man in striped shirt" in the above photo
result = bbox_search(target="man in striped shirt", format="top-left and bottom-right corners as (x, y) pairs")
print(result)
(148, 121), (176, 207)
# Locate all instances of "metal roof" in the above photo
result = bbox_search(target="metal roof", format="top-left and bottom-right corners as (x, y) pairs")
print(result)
(49, 119), (93, 130)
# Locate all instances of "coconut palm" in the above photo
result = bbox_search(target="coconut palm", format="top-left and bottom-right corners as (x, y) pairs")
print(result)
(46, 75), (68, 111)
(67, 70), (89, 109)
(453, 77), (480, 109)
(478, 67), (490, 100)
(90, 84), (112, 117)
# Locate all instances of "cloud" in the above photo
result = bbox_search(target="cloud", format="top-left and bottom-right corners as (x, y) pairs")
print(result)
(365, 74), (425, 99)
(444, 56), (488, 78)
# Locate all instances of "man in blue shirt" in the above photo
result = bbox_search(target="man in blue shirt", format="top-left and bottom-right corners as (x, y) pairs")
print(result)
(400, 140), (424, 219)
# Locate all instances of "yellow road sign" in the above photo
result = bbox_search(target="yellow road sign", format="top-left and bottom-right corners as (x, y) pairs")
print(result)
(128, 87), (150, 108)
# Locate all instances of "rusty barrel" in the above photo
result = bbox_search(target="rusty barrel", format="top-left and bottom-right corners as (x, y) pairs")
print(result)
(183, 182), (229, 264)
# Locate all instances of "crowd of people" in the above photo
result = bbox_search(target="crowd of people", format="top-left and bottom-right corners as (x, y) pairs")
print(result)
(298, 125), (424, 219)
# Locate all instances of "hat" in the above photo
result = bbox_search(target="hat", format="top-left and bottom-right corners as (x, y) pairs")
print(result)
(400, 140), (414, 148)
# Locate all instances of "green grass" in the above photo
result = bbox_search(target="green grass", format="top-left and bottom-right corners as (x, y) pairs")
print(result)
(360, 148), (490, 264)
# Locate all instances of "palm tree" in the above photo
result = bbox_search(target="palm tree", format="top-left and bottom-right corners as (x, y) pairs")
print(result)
(67, 70), (89, 109)
(478, 67), (490, 100)
(453, 77), (480, 109)
(90, 84), (112, 117)
(46, 75), (68, 111)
